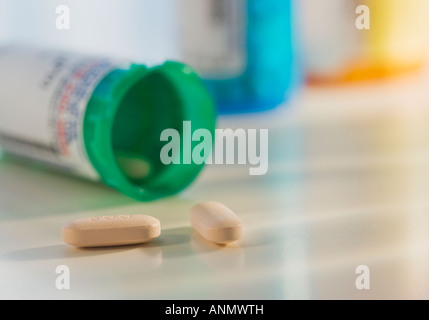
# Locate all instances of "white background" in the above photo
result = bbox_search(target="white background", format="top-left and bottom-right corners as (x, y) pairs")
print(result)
(0, 0), (181, 63)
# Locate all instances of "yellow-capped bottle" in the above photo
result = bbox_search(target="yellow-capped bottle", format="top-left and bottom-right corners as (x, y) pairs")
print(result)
(299, 0), (427, 83)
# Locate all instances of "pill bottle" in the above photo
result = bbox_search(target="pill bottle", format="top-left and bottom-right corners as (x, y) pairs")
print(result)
(178, 0), (301, 113)
(298, 0), (427, 83)
(0, 46), (216, 201)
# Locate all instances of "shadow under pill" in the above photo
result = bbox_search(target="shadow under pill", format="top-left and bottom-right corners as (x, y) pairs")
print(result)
(145, 227), (246, 262)
(2, 227), (194, 261)
(146, 226), (195, 259)
(150, 226), (192, 247)
(2, 225), (250, 262)
(190, 232), (246, 271)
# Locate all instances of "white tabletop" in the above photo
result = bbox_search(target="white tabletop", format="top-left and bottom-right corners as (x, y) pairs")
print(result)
(1, 73), (429, 300)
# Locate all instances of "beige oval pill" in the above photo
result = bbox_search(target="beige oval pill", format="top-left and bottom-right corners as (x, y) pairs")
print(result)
(190, 202), (243, 244)
(62, 215), (161, 247)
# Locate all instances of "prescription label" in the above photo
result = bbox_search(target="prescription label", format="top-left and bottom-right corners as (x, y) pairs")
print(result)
(179, 0), (247, 79)
(0, 46), (119, 180)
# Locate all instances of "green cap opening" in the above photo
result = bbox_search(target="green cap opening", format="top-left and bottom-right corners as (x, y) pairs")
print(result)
(83, 62), (216, 201)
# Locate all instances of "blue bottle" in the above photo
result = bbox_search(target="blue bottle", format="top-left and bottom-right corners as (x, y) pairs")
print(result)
(179, 0), (300, 113)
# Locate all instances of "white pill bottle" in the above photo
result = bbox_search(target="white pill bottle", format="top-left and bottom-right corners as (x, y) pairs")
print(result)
(0, 46), (216, 201)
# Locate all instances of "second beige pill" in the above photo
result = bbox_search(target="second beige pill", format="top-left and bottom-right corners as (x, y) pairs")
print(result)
(190, 201), (243, 244)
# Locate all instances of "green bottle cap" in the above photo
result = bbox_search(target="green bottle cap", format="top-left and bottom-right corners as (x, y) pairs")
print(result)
(83, 61), (216, 201)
